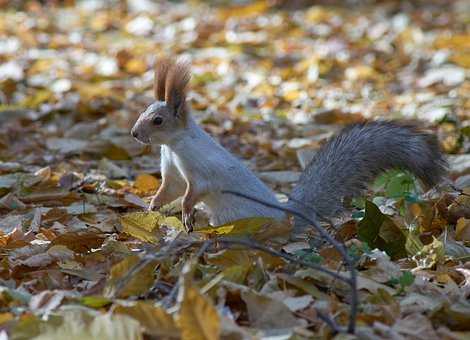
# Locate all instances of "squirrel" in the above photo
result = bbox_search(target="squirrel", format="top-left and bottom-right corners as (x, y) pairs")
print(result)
(131, 57), (447, 233)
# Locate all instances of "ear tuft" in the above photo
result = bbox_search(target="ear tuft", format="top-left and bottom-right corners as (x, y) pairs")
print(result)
(165, 59), (191, 118)
(154, 57), (174, 101)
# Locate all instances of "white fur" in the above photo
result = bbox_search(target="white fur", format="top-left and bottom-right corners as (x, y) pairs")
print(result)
(161, 117), (285, 226)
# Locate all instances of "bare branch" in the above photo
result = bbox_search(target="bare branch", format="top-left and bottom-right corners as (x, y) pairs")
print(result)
(221, 190), (358, 334)
(215, 237), (350, 284)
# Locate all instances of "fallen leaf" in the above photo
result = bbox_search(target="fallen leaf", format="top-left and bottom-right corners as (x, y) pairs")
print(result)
(114, 301), (179, 338)
(134, 174), (159, 194)
(241, 290), (301, 330)
(179, 286), (220, 340)
(104, 255), (158, 298)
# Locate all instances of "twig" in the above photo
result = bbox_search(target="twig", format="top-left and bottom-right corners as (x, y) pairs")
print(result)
(221, 190), (357, 334)
(111, 234), (196, 299)
(197, 237), (347, 335)
(160, 238), (207, 308)
(196, 240), (212, 258)
(112, 255), (156, 298)
(215, 237), (350, 284)
(316, 311), (342, 335)
(222, 191), (347, 259)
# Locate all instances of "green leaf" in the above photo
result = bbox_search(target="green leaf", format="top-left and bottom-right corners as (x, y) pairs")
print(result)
(358, 201), (407, 260)
(79, 296), (112, 309)
(405, 230), (424, 256)
(294, 250), (324, 264)
(373, 170), (418, 199)
(399, 271), (415, 287)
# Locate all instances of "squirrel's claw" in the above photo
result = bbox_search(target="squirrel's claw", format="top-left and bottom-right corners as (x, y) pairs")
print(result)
(182, 210), (195, 233)
(148, 196), (160, 212)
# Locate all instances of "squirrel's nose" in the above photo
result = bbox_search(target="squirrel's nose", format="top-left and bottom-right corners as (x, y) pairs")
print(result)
(131, 129), (138, 139)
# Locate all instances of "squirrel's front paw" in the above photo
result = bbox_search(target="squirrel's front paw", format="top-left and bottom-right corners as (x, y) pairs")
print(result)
(182, 209), (195, 233)
(148, 197), (160, 212)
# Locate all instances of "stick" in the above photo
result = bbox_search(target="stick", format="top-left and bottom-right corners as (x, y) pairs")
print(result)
(215, 237), (350, 284)
(221, 190), (357, 334)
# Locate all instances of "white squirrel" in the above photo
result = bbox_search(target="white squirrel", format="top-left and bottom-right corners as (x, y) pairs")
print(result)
(131, 57), (447, 233)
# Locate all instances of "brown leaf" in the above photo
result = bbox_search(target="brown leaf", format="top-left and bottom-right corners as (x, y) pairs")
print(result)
(105, 255), (158, 298)
(179, 286), (220, 340)
(51, 231), (106, 253)
(114, 301), (179, 338)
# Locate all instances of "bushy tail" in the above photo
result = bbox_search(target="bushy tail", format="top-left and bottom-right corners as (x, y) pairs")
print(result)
(288, 121), (447, 224)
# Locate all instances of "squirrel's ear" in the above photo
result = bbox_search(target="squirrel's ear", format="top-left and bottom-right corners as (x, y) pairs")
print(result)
(165, 60), (191, 120)
(154, 57), (173, 101)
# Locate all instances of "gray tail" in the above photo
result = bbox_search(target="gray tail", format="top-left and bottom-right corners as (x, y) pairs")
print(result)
(288, 121), (447, 222)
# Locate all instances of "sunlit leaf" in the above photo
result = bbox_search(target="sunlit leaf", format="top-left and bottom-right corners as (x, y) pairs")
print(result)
(104, 255), (158, 298)
(134, 174), (159, 194)
(120, 211), (185, 243)
(179, 287), (220, 340)
(79, 296), (112, 309)
(114, 301), (179, 338)
(413, 237), (445, 269)
(196, 217), (276, 236)
(32, 309), (143, 340)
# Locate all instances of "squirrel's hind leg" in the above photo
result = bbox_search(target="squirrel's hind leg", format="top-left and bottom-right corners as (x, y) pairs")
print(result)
(182, 181), (206, 233)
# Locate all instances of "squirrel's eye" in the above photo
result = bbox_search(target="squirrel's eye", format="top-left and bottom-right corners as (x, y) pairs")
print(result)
(153, 116), (163, 126)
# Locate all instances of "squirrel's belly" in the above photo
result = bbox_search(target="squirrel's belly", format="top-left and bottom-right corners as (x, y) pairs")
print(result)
(201, 192), (286, 226)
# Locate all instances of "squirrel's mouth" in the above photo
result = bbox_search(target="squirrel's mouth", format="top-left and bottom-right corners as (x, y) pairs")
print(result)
(133, 136), (151, 145)
(131, 127), (151, 145)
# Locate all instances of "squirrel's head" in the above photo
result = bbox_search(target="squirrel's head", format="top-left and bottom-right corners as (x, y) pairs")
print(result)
(131, 57), (190, 145)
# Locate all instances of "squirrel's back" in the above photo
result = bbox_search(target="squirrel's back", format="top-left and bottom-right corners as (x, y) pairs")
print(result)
(289, 121), (447, 224)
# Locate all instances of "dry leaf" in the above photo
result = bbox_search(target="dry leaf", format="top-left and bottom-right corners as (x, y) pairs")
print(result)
(179, 287), (220, 340)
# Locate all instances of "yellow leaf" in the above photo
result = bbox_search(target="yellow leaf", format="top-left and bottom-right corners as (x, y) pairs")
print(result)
(121, 212), (184, 243)
(434, 34), (470, 51)
(120, 212), (162, 243)
(206, 249), (251, 284)
(0, 312), (13, 325)
(451, 52), (470, 68)
(179, 287), (220, 340)
(104, 255), (158, 298)
(413, 237), (445, 269)
(114, 301), (179, 338)
(196, 224), (234, 235)
(283, 89), (302, 102)
(134, 174), (159, 193)
(103, 144), (130, 161)
(345, 65), (376, 81)
(196, 217), (275, 236)
(306, 6), (333, 23)
(161, 216), (185, 230)
(33, 309), (143, 340)
(456, 218), (470, 241)
(20, 90), (54, 109)
(206, 249), (250, 267)
(125, 59), (147, 75)
(221, 265), (249, 284)
(218, 1), (269, 20)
